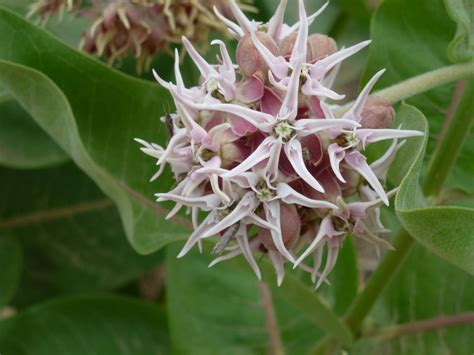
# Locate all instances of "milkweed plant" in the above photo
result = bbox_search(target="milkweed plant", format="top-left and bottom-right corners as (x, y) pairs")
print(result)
(0, 0), (472, 354)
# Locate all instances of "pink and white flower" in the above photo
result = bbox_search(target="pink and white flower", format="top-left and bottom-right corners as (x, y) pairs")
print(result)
(136, 0), (424, 286)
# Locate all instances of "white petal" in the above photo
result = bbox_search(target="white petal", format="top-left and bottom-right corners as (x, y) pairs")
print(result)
(264, 201), (296, 263)
(236, 230), (262, 280)
(345, 151), (389, 205)
(276, 183), (337, 209)
(327, 143), (347, 182)
(269, 250), (285, 286)
(294, 216), (333, 268)
(267, 0), (288, 39)
(284, 139), (325, 192)
(343, 69), (385, 122)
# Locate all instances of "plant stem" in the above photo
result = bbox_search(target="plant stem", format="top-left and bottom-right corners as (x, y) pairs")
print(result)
(365, 312), (474, 341)
(423, 81), (474, 196)
(344, 229), (414, 334)
(334, 63), (474, 115)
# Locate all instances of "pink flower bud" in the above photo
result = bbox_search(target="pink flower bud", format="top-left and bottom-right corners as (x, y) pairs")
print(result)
(308, 34), (337, 61)
(236, 31), (280, 77)
(259, 204), (301, 251)
(360, 96), (395, 129)
(279, 32), (310, 59)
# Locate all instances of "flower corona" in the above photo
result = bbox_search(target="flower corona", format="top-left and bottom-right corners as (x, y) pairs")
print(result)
(136, 0), (423, 287)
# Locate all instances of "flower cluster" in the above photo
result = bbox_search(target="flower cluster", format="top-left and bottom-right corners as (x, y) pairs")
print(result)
(28, 0), (254, 73)
(137, 0), (423, 287)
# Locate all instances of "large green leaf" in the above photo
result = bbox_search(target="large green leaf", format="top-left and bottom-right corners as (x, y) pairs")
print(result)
(364, 0), (474, 196)
(0, 8), (190, 254)
(0, 97), (68, 169)
(0, 163), (165, 306)
(165, 242), (353, 354)
(445, 0), (474, 63)
(363, 0), (456, 162)
(0, 235), (22, 307)
(352, 244), (474, 354)
(393, 105), (474, 274)
(166, 243), (268, 355)
(0, 295), (170, 354)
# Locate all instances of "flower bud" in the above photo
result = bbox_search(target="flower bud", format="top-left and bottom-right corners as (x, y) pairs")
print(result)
(236, 31), (280, 77)
(259, 204), (301, 251)
(360, 96), (395, 129)
(308, 34), (337, 61)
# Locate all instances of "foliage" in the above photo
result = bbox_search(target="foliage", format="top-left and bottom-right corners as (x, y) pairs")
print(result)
(0, 0), (472, 354)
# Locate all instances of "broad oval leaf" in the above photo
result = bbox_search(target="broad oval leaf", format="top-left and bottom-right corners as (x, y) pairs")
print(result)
(0, 295), (170, 354)
(352, 244), (474, 354)
(363, 0), (474, 196)
(0, 164), (165, 306)
(392, 103), (474, 274)
(0, 96), (68, 169)
(0, 235), (22, 307)
(166, 242), (353, 354)
(0, 7), (191, 254)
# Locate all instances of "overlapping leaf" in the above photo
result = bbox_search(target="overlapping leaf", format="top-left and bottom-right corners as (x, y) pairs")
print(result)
(0, 295), (170, 354)
(0, 164), (166, 306)
(0, 235), (21, 307)
(0, 8), (191, 254)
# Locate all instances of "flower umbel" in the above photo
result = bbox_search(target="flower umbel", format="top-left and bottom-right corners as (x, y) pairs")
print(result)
(136, 0), (423, 287)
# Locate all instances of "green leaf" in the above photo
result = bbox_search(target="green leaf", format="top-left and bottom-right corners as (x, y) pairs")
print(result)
(445, 0), (474, 63)
(364, 0), (474, 196)
(0, 295), (170, 354)
(0, 96), (68, 169)
(389, 103), (474, 274)
(335, 0), (372, 23)
(0, 8), (190, 254)
(0, 235), (22, 307)
(352, 245), (474, 354)
(165, 243), (268, 355)
(0, 163), (165, 306)
(363, 0), (456, 157)
(165, 243), (353, 354)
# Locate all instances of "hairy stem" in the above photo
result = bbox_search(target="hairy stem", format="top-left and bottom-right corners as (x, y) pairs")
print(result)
(335, 63), (474, 115)
(423, 80), (474, 196)
(365, 312), (474, 341)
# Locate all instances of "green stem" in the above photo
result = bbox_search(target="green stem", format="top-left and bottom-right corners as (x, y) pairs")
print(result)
(312, 70), (474, 355)
(423, 81), (474, 196)
(334, 63), (474, 115)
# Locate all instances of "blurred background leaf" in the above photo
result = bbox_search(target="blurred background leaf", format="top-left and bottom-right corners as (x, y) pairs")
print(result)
(0, 8), (191, 255)
(0, 93), (68, 169)
(352, 244), (474, 354)
(0, 163), (165, 306)
(445, 0), (474, 63)
(0, 235), (22, 308)
(0, 295), (170, 354)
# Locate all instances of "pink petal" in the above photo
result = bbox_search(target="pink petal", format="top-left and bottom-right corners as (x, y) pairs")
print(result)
(223, 136), (276, 177)
(343, 69), (385, 122)
(268, 250), (285, 286)
(276, 183), (337, 209)
(264, 201), (296, 262)
(284, 139), (325, 192)
(289, 0), (309, 66)
(308, 96), (325, 118)
(182, 36), (217, 79)
(236, 75), (265, 103)
(267, 0), (288, 39)
(251, 31), (290, 79)
(344, 151), (388, 205)
(358, 128), (424, 145)
(327, 143), (346, 182)
(260, 87), (282, 116)
(295, 118), (359, 135)
(236, 228), (262, 280)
